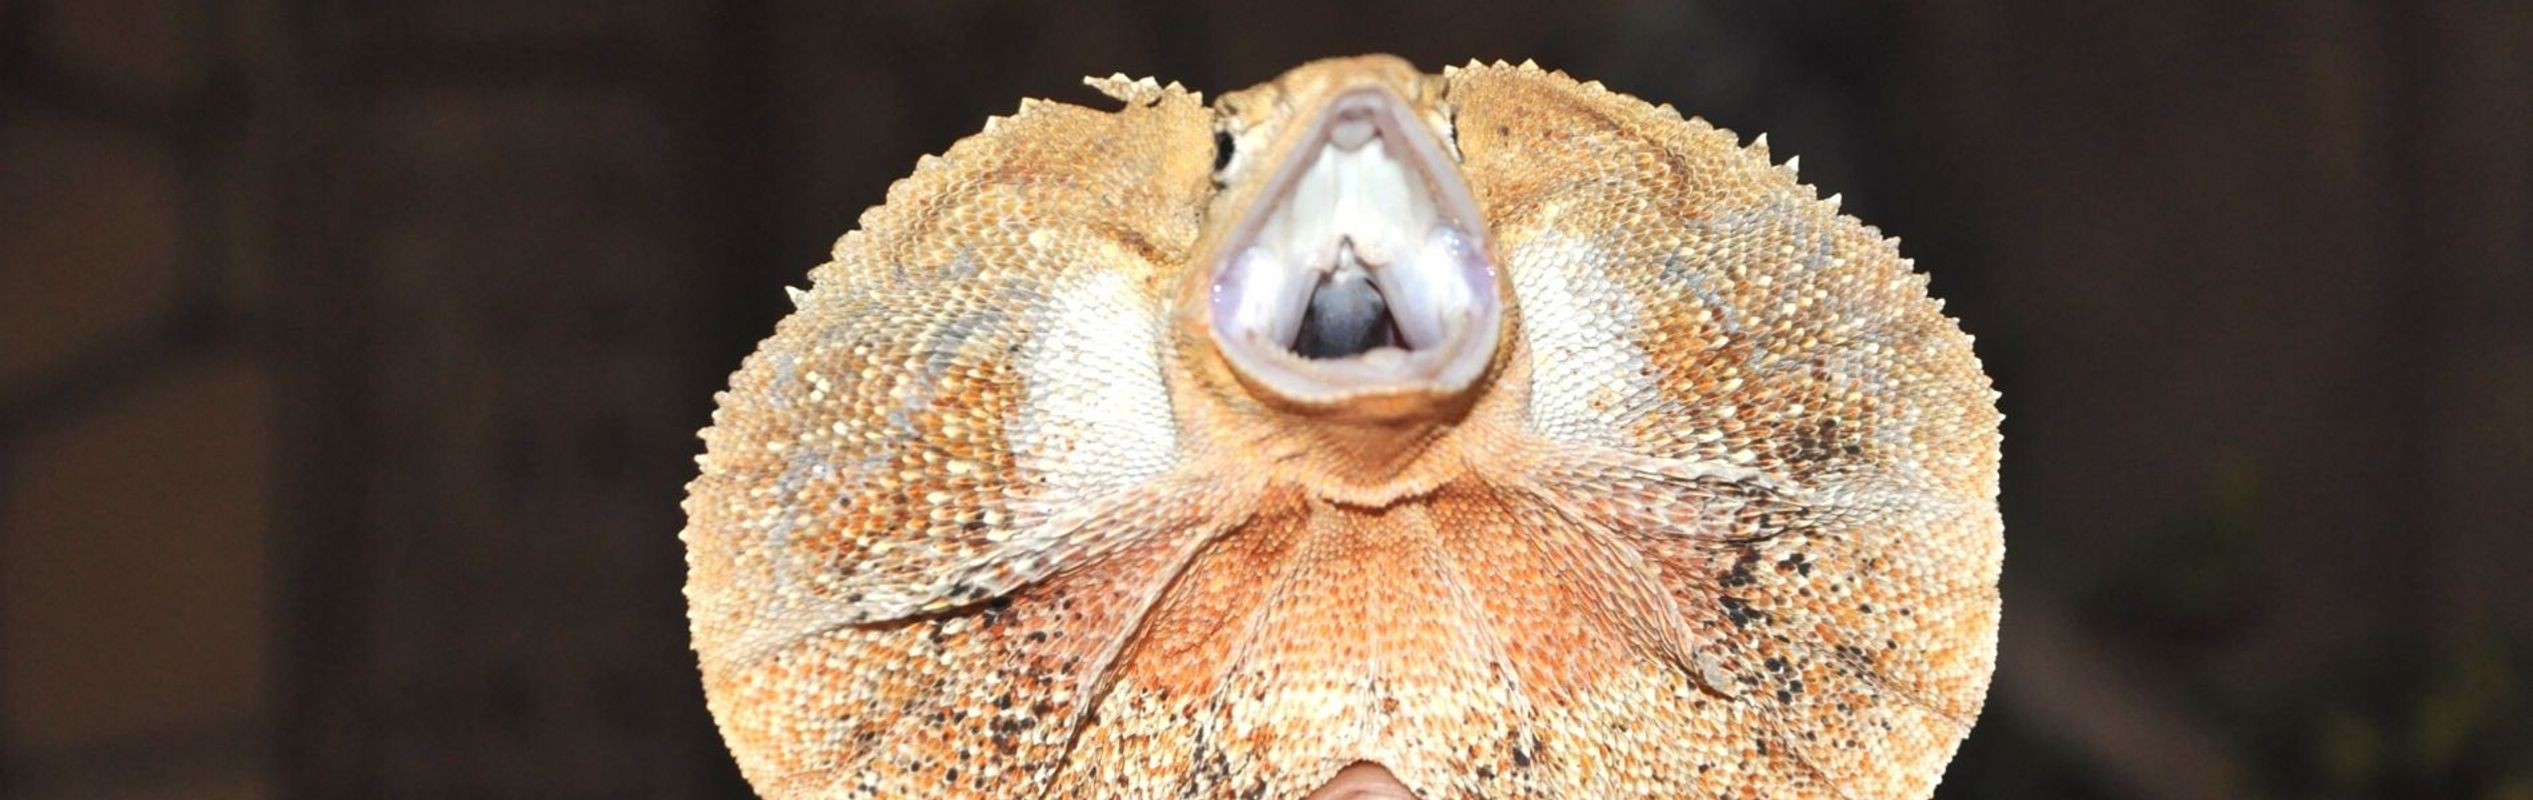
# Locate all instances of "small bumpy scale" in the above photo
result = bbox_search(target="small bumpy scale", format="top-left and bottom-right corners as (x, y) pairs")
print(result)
(683, 55), (2003, 799)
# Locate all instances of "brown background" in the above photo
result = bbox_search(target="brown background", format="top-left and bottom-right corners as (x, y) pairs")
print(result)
(3, 2), (2528, 798)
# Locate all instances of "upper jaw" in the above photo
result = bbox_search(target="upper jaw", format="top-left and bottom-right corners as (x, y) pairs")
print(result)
(1205, 86), (1503, 410)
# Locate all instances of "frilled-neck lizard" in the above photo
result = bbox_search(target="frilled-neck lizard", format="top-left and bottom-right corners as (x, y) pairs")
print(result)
(683, 55), (2004, 799)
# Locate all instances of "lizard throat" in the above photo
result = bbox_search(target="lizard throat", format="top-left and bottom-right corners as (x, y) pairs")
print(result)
(1208, 88), (1502, 408)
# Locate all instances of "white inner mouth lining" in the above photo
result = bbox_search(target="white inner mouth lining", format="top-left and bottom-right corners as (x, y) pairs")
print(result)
(1208, 88), (1500, 401)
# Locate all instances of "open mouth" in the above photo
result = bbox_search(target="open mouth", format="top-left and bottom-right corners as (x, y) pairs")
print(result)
(1208, 88), (1501, 405)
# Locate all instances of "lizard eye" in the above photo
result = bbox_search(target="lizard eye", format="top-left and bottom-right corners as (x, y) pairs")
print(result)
(1206, 88), (1502, 409)
(1213, 130), (1237, 174)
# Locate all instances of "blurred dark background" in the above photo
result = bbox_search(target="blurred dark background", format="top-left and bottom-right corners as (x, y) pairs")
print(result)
(3, 2), (2528, 798)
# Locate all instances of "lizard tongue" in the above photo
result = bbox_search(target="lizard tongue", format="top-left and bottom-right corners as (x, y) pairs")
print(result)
(1293, 247), (1395, 359)
(1208, 87), (1502, 407)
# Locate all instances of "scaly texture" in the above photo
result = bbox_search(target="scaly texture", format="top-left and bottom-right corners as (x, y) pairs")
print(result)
(684, 57), (2003, 799)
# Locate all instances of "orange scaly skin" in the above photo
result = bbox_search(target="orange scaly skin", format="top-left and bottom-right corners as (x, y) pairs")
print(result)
(683, 56), (2003, 799)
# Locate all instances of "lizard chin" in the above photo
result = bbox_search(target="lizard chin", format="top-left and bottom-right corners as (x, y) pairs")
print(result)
(1207, 87), (1503, 411)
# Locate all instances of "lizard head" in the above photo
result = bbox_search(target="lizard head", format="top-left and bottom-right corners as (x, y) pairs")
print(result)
(1181, 55), (1507, 426)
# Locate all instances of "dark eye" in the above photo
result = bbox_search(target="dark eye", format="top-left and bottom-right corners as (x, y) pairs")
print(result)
(1213, 130), (1237, 173)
